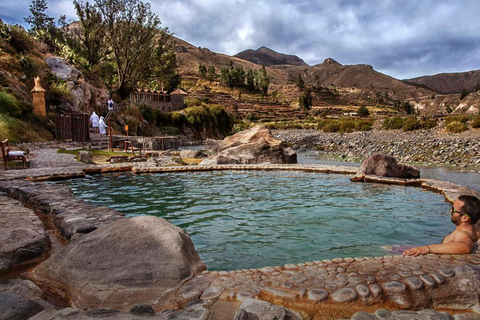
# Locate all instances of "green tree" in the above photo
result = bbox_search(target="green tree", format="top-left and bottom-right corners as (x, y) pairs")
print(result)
(403, 101), (414, 114)
(197, 63), (207, 77)
(299, 87), (313, 112)
(95, 0), (178, 98)
(460, 89), (469, 100)
(246, 68), (255, 91)
(357, 105), (370, 117)
(207, 65), (216, 81)
(255, 65), (269, 101)
(73, 0), (105, 66)
(296, 73), (305, 91)
(24, 0), (54, 33)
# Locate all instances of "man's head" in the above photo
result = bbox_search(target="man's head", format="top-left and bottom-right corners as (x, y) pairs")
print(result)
(451, 195), (480, 225)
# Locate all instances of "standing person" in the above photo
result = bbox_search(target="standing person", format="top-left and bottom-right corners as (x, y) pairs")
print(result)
(403, 195), (480, 256)
(107, 98), (114, 111)
(90, 111), (99, 133)
(99, 116), (108, 136)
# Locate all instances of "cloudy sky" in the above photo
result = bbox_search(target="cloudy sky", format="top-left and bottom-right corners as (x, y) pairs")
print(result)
(2, 0), (479, 79)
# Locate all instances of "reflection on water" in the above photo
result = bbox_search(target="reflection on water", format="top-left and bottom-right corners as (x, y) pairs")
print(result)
(298, 151), (480, 192)
(59, 171), (451, 271)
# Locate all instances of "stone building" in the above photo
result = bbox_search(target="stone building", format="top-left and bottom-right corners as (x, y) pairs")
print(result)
(130, 88), (188, 112)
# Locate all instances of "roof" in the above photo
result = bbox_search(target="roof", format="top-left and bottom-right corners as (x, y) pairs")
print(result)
(170, 89), (188, 95)
(30, 76), (46, 93)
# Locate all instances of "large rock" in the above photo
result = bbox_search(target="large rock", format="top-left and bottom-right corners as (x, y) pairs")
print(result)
(0, 194), (49, 272)
(30, 216), (206, 311)
(351, 153), (419, 181)
(0, 293), (45, 320)
(200, 125), (297, 165)
(234, 299), (303, 320)
(46, 57), (109, 113)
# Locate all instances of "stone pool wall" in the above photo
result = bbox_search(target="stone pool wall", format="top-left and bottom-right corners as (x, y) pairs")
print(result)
(1, 162), (480, 319)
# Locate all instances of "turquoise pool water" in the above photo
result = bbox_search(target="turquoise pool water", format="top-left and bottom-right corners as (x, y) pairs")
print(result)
(60, 171), (452, 271)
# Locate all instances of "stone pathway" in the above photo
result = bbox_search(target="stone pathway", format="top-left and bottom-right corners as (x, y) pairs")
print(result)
(0, 193), (49, 273)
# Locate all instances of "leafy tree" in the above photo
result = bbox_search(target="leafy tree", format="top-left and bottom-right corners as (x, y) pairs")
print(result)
(246, 68), (255, 91)
(296, 73), (305, 91)
(357, 105), (370, 117)
(220, 63), (245, 88)
(24, 0), (55, 33)
(207, 66), (216, 81)
(255, 65), (269, 101)
(73, 0), (105, 66)
(403, 101), (414, 114)
(95, 0), (178, 98)
(299, 87), (313, 112)
(197, 63), (207, 77)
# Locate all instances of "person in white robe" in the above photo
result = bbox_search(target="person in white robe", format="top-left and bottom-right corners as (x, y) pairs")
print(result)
(90, 112), (100, 133)
(99, 116), (108, 135)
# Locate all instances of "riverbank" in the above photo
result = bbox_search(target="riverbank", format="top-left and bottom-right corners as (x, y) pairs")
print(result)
(272, 128), (480, 169)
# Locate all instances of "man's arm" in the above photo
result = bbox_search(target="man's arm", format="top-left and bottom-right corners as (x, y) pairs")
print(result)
(403, 232), (472, 256)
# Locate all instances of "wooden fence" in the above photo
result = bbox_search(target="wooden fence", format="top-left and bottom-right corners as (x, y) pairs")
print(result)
(55, 113), (90, 142)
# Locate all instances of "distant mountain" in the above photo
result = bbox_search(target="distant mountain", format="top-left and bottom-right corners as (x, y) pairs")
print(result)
(404, 70), (480, 94)
(234, 46), (308, 67)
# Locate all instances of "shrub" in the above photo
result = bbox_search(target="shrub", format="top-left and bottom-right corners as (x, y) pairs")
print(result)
(0, 91), (21, 117)
(317, 119), (331, 130)
(158, 126), (180, 135)
(382, 117), (405, 130)
(7, 24), (34, 53)
(323, 122), (341, 132)
(123, 104), (143, 119)
(445, 116), (469, 125)
(420, 118), (438, 129)
(357, 105), (370, 117)
(46, 81), (72, 108)
(355, 119), (373, 131)
(339, 120), (356, 133)
(403, 118), (420, 131)
(446, 121), (468, 133)
(155, 110), (172, 127)
(171, 112), (186, 127)
(472, 117), (480, 128)
(139, 104), (155, 124)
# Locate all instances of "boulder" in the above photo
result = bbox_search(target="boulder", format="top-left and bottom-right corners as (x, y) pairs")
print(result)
(234, 299), (303, 320)
(200, 125), (297, 165)
(46, 57), (109, 113)
(180, 150), (206, 159)
(351, 153), (419, 181)
(0, 195), (49, 272)
(0, 293), (45, 320)
(29, 216), (206, 311)
(78, 151), (94, 164)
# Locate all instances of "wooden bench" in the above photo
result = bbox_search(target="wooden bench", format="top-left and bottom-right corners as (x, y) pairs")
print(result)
(1, 139), (26, 170)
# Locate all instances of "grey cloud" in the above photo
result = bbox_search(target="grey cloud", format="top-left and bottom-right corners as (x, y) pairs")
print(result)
(2, 0), (480, 78)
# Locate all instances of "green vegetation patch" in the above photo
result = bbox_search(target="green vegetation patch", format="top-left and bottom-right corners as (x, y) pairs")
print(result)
(317, 118), (374, 133)
(446, 121), (468, 133)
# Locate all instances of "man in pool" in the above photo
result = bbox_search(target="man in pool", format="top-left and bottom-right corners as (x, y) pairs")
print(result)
(403, 195), (480, 256)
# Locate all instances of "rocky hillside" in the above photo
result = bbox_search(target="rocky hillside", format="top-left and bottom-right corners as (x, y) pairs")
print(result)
(234, 46), (308, 67)
(404, 69), (480, 94)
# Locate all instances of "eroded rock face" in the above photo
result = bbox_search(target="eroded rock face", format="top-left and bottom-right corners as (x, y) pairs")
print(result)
(351, 153), (420, 181)
(200, 125), (297, 165)
(30, 216), (206, 311)
(46, 57), (109, 113)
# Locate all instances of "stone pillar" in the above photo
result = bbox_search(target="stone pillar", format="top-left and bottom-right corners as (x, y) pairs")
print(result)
(30, 76), (46, 117)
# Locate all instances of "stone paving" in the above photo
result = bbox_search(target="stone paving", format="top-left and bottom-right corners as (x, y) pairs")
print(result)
(1, 148), (480, 319)
(0, 193), (49, 272)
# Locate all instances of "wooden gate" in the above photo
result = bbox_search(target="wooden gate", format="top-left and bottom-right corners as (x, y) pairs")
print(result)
(55, 113), (90, 142)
